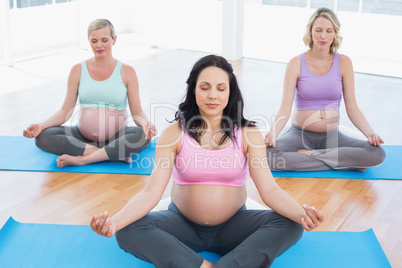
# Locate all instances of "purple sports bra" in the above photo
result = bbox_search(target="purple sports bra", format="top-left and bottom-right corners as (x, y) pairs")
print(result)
(295, 53), (343, 111)
(172, 126), (248, 187)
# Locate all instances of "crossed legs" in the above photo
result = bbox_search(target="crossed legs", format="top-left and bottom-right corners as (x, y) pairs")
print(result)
(116, 202), (303, 268)
(266, 125), (386, 171)
(35, 125), (151, 167)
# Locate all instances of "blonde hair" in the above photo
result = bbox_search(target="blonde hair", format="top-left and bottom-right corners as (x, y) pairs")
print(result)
(87, 19), (115, 39)
(302, 7), (343, 54)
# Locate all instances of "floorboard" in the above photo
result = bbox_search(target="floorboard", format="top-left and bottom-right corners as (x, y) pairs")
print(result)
(0, 45), (401, 267)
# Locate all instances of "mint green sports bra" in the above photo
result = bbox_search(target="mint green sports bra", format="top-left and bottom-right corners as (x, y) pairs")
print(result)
(78, 61), (128, 110)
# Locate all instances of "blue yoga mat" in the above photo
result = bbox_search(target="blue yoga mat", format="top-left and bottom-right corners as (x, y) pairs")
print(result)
(0, 136), (400, 179)
(0, 217), (390, 268)
(0, 136), (156, 175)
(271, 145), (401, 180)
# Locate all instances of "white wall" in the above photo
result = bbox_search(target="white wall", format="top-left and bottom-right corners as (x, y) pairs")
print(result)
(149, 0), (222, 53)
(339, 11), (402, 77)
(3, 0), (146, 60)
(75, 0), (222, 53)
(76, 0), (142, 50)
(1, 1), (401, 77)
(9, 2), (78, 60)
(243, 4), (402, 77)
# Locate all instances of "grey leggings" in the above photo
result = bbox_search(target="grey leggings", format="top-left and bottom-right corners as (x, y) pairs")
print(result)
(35, 125), (150, 160)
(266, 124), (386, 171)
(116, 202), (303, 268)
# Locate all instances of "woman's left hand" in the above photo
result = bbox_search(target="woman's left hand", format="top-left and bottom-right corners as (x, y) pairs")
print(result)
(368, 133), (384, 146)
(143, 122), (157, 140)
(301, 204), (324, 231)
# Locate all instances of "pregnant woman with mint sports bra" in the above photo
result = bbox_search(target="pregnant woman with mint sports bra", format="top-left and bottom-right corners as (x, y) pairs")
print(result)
(265, 7), (385, 171)
(23, 19), (156, 168)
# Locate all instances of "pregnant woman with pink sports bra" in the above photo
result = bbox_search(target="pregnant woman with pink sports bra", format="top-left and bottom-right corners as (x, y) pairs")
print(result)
(265, 7), (385, 171)
(90, 55), (324, 268)
(23, 19), (156, 168)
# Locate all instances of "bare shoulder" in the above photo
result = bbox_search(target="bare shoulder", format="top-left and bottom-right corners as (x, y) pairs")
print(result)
(121, 63), (138, 84)
(156, 121), (182, 152)
(288, 55), (301, 66)
(285, 55), (301, 76)
(70, 63), (81, 75)
(68, 63), (82, 82)
(162, 121), (181, 137)
(242, 126), (265, 153)
(339, 54), (353, 65)
(339, 54), (354, 76)
(121, 63), (136, 76)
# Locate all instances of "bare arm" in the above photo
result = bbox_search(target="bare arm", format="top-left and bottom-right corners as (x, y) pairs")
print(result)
(341, 55), (383, 146)
(265, 56), (299, 146)
(245, 127), (324, 230)
(122, 64), (157, 139)
(90, 122), (181, 237)
(23, 64), (81, 138)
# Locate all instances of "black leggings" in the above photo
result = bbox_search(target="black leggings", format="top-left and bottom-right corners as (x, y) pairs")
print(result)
(35, 125), (150, 160)
(116, 202), (304, 268)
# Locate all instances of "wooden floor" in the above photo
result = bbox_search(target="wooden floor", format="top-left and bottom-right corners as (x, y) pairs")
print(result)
(1, 44), (402, 267)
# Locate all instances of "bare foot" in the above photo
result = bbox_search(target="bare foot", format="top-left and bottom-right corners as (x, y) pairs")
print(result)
(200, 259), (214, 268)
(355, 168), (367, 172)
(57, 154), (86, 168)
(297, 149), (312, 156)
(339, 167), (367, 172)
(121, 156), (132, 163)
(113, 156), (132, 164)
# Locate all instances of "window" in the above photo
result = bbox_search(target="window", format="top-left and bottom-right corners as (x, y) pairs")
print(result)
(262, 0), (307, 7)
(361, 0), (402, 16)
(9, 0), (75, 9)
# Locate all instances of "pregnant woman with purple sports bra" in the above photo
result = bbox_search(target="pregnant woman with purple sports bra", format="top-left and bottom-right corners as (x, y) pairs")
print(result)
(90, 55), (324, 267)
(23, 19), (156, 168)
(265, 7), (385, 171)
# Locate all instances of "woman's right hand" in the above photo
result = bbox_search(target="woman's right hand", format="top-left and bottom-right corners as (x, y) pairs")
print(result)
(301, 205), (324, 231)
(90, 211), (117, 238)
(23, 124), (44, 138)
(264, 132), (276, 147)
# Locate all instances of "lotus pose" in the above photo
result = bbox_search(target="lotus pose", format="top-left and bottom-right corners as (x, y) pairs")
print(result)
(23, 19), (156, 168)
(90, 55), (324, 268)
(265, 7), (385, 171)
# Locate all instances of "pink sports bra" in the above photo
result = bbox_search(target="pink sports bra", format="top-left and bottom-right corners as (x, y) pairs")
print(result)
(295, 53), (343, 111)
(172, 126), (248, 187)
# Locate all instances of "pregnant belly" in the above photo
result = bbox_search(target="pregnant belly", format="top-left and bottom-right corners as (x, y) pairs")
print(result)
(171, 184), (247, 225)
(78, 107), (128, 142)
(292, 110), (340, 132)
